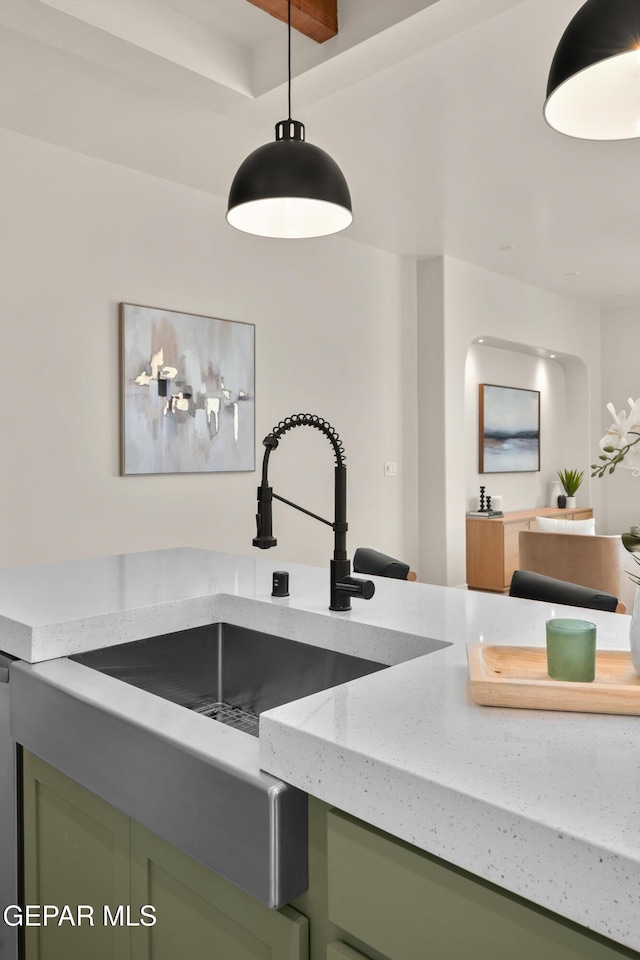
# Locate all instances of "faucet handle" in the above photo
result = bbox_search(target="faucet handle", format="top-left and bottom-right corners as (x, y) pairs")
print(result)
(335, 576), (375, 600)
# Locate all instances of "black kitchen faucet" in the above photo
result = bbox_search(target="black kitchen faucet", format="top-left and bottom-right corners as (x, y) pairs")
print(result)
(253, 414), (375, 611)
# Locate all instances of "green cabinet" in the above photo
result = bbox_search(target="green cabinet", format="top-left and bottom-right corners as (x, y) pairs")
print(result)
(129, 820), (307, 960)
(22, 752), (308, 960)
(326, 808), (640, 960)
(22, 751), (640, 960)
(23, 750), (131, 960)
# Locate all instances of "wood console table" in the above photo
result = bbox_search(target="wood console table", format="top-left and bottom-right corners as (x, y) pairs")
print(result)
(466, 507), (593, 593)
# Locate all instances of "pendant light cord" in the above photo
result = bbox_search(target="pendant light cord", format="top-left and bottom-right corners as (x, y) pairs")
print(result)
(287, 0), (292, 121)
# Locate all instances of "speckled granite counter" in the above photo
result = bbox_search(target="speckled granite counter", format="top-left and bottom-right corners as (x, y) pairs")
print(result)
(1, 548), (638, 951)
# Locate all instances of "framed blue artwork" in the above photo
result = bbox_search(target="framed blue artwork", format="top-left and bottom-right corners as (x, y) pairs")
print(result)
(479, 383), (540, 474)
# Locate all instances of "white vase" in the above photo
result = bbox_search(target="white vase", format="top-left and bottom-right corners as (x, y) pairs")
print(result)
(630, 588), (640, 676)
(565, 496), (576, 508)
(548, 480), (562, 508)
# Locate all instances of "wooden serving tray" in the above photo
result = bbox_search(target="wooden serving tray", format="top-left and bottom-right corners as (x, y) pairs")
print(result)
(467, 643), (640, 715)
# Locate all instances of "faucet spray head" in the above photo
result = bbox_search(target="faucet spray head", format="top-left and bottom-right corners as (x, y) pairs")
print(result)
(253, 485), (277, 549)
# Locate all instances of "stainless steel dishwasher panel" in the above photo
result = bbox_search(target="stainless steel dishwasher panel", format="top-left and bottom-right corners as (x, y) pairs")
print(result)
(9, 658), (307, 909)
(0, 653), (19, 960)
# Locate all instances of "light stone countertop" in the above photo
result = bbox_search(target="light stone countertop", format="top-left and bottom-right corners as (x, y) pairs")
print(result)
(0, 548), (638, 951)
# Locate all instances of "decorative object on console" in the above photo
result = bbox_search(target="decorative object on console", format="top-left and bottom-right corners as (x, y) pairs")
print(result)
(557, 467), (583, 509)
(468, 486), (503, 518)
(545, 0), (640, 141)
(120, 304), (255, 475)
(479, 384), (540, 474)
(226, 0), (352, 238)
(548, 479), (563, 508)
(557, 494), (567, 508)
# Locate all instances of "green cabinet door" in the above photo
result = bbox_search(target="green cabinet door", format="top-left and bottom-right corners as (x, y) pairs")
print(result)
(327, 809), (640, 960)
(22, 751), (131, 960)
(130, 819), (308, 960)
(22, 751), (308, 960)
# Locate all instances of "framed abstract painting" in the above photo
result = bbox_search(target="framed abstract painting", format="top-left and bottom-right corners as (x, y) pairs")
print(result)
(120, 303), (255, 475)
(479, 383), (540, 474)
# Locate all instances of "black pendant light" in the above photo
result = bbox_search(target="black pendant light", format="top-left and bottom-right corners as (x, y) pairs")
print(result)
(226, 0), (352, 238)
(545, 0), (640, 140)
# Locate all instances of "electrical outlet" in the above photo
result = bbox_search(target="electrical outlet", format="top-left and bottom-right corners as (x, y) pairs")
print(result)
(384, 461), (397, 477)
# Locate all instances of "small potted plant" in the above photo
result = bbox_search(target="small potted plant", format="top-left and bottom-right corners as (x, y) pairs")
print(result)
(557, 468), (583, 508)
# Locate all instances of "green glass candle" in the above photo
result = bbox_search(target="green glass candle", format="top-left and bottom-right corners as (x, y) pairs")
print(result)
(546, 618), (596, 682)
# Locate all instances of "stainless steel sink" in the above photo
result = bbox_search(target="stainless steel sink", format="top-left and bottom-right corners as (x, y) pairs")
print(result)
(70, 622), (386, 737)
(10, 622), (387, 909)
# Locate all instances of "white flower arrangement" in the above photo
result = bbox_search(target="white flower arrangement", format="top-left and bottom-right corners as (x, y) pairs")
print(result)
(592, 398), (640, 478)
(593, 398), (640, 585)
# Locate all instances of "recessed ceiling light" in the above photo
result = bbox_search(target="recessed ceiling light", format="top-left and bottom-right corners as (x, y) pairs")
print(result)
(477, 338), (484, 343)
(550, 354), (556, 359)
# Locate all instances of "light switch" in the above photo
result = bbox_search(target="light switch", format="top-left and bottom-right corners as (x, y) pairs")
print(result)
(384, 462), (397, 477)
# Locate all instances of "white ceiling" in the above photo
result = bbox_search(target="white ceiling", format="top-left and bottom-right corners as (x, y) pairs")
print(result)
(1, 0), (638, 308)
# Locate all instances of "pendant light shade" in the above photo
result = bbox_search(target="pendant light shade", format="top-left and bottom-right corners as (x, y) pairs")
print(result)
(226, 0), (352, 238)
(227, 119), (352, 238)
(544, 0), (640, 140)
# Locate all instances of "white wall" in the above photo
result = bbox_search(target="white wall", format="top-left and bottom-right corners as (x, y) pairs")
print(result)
(600, 306), (640, 535)
(465, 344), (567, 513)
(0, 128), (418, 573)
(418, 256), (602, 586)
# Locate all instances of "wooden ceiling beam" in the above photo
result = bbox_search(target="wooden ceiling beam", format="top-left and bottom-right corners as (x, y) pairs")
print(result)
(246, 0), (337, 43)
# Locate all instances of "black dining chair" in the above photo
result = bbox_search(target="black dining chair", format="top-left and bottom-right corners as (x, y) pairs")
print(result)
(353, 547), (417, 581)
(509, 570), (625, 613)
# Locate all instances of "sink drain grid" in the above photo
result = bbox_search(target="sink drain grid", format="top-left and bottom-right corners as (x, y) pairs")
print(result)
(193, 700), (260, 737)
